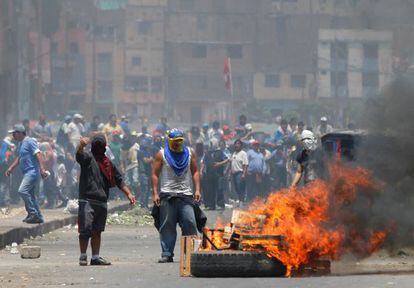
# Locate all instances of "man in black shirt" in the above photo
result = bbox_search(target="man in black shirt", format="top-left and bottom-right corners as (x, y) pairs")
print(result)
(204, 139), (228, 210)
(76, 135), (136, 266)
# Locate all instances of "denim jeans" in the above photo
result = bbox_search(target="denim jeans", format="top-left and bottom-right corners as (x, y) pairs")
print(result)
(18, 174), (43, 220)
(159, 196), (197, 257)
(139, 173), (151, 208)
(246, 173), (264, 202)
(232, 172), (246, 202)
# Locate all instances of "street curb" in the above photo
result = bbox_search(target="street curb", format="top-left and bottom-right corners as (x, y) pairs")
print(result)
(0, 202), (131, 249)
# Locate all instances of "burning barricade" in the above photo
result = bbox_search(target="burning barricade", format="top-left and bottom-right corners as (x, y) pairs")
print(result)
(182, 162), (388, 277)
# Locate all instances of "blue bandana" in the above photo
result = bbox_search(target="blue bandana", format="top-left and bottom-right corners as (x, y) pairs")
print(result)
(164, 129), (190, 176)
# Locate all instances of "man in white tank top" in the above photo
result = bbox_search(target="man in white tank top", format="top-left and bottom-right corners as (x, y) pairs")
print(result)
(152, 129), (201, 263)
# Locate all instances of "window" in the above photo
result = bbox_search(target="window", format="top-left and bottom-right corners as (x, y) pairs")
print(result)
(275, 15), (288, 44)
(137, 21), (152, 35)
(97, 80), (113, 101)
(331, 42), (348, 60)
(362, 72), (379, 96)
(362, 72), (379, 88)
(197, 15), (207, 31)
(331, 41), (348, 71)
(124, 76), (147, 92)
(330, 71), (348, 87)
(51, 42), (58, 55)
(70, 42), (79, 54)
(227, 44), (243, 59)
(94, 25), (115, 39)
(363, 43), (378, 60)
(291, 74), (306, 88)
(179, 0), (194, 10)
(131, 56), (141, 66)
(97, 53), (112, 80)
(265, 74), (280, 88)
(151, 77), (163, 93)
(192, 44), (207, 58)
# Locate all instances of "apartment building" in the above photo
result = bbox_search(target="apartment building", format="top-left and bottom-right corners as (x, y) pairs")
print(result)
(317, 29), (393, 99)
(123, 0), (167, 120)
(165, 0), (257, 123)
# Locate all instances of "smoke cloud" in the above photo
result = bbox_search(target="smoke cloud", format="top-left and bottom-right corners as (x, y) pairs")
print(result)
(355, 75), (414, 249)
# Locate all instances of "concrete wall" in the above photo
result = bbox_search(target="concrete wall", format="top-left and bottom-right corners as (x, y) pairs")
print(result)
(254, 73), (313, 101)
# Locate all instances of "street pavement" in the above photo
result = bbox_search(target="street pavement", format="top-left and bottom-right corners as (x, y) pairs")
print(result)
(1, 209), (414, 288)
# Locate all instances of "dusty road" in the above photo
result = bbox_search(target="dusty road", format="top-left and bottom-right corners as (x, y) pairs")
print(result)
(1, 209), (414, 288)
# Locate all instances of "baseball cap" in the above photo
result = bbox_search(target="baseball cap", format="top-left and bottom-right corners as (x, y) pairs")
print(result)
(73, 113), (83, 119)
(250, 139), (260, 145)
(320, 116), (328, 122)
(8, 124), (26, 134)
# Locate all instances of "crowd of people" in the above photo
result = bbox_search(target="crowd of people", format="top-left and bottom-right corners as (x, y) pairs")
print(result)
(0, 112), (336, 217)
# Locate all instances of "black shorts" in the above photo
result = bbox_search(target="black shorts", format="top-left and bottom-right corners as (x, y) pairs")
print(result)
(78, 200), (107, 238)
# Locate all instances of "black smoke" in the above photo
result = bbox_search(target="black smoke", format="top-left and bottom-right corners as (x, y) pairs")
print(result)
(355, 75), (414, 249)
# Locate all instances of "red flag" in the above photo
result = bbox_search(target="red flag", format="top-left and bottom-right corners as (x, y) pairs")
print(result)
(223, 57), (232, 92)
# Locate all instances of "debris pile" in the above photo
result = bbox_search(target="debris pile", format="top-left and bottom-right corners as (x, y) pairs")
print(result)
(107, 207), (152, 225)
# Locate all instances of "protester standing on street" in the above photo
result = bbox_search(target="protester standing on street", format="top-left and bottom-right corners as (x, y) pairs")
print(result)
(246, 140), (265, 201)
(199, 123), (211, 148)
(102, 114), (123, 143)
(5, 124), (48, 224)
(39, 142), (57, 208)
(291, 130), (326, 187)
(138, 137), (153, 208)
(76, 135), (136, 266)
(204, 138), (227, 210)
(33, 114), (53, 140)
(68, 114), (85, 149)
(152, 129), (201, 263)
(230, 139), (248, 205)
(315, 116), (333, 139)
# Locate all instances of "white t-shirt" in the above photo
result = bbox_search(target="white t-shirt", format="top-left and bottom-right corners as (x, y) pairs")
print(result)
(231, 150), (248, 174)
(67, 122), (85, 146)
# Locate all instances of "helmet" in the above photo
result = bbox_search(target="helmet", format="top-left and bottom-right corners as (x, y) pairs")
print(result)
(300, 130), (317, 151)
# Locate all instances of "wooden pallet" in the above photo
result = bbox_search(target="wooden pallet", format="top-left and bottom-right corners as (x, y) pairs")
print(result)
(179, 236), (201, 277)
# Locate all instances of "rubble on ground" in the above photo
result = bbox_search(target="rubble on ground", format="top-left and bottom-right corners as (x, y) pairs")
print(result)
(107, 207), (152, 226)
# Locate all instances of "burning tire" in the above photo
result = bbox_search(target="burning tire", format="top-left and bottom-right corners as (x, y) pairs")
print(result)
(190, 251), (287, 277)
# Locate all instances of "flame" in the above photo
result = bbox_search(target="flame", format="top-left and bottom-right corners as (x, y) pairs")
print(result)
(205, 162), (388, 276)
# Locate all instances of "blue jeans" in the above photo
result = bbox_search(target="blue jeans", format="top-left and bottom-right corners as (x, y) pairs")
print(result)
(18, 174), (43, 220)
(232, 172), (246, 202)
(159, 196), (197, 258)
(139, 174), (151, 208)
